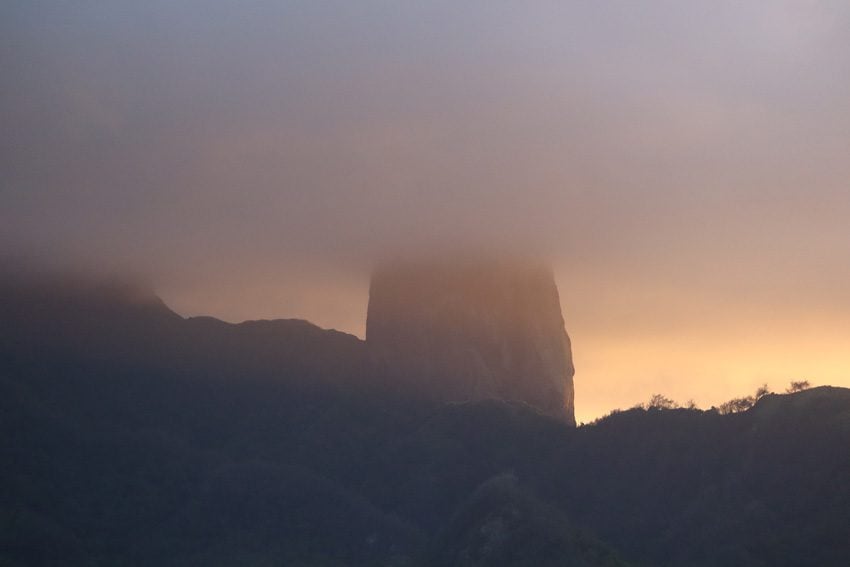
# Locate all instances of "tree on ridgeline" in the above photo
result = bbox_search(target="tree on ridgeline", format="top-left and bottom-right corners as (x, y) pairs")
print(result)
(717, 383), (776, 415)
(717, 395), (755, 415)
(786, 380), (811, 393)
(646, 393), (678, 410)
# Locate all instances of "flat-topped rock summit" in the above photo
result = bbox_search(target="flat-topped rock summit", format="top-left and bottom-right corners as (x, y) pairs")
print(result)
(366, 257), (575, 423)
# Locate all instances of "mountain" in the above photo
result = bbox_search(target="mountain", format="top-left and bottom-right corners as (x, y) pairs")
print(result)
(367, 258), (575, 422)
(2, 274), (849, 566)
(0, 274), (369, 391)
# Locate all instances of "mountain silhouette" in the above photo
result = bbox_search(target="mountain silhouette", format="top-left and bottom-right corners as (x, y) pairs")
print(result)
(1, 274), (849, 566)
(367, 258), (575, 422)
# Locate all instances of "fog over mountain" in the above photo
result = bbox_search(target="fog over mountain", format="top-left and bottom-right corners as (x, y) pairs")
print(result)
(2, 274), (849, 565)
(4, 2), (850, 419)
(367, 258), (576, 423)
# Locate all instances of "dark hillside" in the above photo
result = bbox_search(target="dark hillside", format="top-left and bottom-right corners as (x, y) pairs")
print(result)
(1, 279), (848, 565)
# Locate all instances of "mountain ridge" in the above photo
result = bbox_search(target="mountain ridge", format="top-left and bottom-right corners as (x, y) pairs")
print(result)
(2, 274), (849, 565)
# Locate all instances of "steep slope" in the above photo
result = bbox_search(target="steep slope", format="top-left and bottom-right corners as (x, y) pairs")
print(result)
(367, 258), (575, 422)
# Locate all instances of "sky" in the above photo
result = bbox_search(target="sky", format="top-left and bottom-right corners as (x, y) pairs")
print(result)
(3, 1), (850, 422)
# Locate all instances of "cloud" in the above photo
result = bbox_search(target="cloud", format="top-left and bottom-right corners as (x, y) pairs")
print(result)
(3, 2), (850, 415)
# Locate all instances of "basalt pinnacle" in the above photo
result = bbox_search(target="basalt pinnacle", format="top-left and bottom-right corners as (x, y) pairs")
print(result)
(366, 257), (575, 424)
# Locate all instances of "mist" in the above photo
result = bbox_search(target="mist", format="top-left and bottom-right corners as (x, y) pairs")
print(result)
(4, 1), (850, 419)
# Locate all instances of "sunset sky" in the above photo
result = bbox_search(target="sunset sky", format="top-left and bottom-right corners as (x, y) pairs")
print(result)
(4, 2), (850, 422)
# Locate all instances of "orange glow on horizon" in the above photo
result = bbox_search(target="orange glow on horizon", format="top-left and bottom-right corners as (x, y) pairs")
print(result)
(158, 270), (850, 424)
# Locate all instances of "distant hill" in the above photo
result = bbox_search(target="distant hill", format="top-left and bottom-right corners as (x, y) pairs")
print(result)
(1, 276), (849, 566)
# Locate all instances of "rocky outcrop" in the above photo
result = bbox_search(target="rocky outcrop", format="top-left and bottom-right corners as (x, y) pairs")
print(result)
(366, 257), (575, 423)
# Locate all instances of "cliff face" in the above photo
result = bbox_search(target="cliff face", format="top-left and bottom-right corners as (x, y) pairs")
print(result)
(366, 258), (575, 423)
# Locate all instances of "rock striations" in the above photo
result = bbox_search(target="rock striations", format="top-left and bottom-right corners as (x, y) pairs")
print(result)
(366, 257), (575, 424)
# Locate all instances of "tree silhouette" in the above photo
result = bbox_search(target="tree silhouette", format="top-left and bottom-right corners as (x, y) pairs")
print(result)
(718, 396), (755, 415)
(786, 380), (811, 393)
(646, 393), (678, 410)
